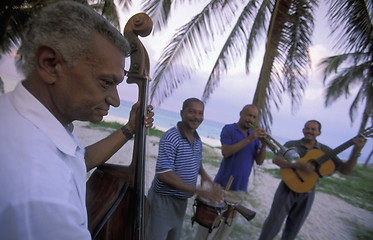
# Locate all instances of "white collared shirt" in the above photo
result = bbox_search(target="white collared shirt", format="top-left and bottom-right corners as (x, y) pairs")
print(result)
(0, 83), (91, 239)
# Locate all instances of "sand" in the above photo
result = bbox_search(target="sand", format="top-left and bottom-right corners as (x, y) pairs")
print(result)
(74, 120), (373, 240)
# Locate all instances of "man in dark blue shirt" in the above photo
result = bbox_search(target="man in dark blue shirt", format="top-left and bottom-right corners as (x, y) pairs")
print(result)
(196, 104), (268, 239)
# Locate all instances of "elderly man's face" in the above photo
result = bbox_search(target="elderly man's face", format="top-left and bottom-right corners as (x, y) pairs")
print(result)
(52, 32), (126, 124)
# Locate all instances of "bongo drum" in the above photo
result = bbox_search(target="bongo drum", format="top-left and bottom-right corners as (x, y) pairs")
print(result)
(222, 190), (242, 225)
(191, 197), (227, 232)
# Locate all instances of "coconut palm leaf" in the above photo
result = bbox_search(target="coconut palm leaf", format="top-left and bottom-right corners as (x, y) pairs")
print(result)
(0, 0), (132, 56)
(320, 52), (372, 124)
(253, 0), (316, 128)
(322, 0), (372, 134)
(146, 0), (316, 129)
(149, 0), (239, 106)
(144, 0), (370, 132)
(202, 1), (270, 102)
(90, 0), (120, 28)
(141, 0), (172, 33)
(0, 0), (51, 55)
(328, 0), (372, 53)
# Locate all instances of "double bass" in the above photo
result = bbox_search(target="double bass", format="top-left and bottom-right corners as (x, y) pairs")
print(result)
(86, 13), (153, 240)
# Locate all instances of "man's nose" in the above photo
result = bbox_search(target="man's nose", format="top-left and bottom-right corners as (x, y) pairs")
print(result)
(106, 87), (120, 107)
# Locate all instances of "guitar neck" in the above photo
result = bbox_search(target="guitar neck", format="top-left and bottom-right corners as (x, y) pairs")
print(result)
(317, 139), (355, 164)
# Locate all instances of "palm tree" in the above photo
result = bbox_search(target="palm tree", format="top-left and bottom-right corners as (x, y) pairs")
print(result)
(319, 0), (372, 165)
(0, 0), (132, 56)
(143, 0), (317, 130)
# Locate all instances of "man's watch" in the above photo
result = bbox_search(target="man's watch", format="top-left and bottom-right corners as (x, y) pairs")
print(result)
(121, 125), (134, 139)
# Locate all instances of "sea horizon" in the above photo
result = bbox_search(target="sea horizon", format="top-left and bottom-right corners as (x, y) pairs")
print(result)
(107, 100), (368, 163)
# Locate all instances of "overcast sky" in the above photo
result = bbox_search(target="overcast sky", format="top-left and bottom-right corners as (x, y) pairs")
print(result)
(0, 1), (371, 162)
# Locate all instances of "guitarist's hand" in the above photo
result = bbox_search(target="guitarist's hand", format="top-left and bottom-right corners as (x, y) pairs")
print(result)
(293, 162), (315, 174)
(273, 155), (314, 174)
(352, 136), (367, 151)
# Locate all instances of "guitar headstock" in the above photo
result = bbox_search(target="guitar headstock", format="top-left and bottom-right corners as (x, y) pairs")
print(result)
(361, 126), (373, 138)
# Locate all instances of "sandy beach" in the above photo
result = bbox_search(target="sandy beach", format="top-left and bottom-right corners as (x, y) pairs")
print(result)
(74, 120), (373, 240)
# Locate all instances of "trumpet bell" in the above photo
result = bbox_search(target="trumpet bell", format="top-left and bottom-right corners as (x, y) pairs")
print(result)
(281, 148), (300, 163)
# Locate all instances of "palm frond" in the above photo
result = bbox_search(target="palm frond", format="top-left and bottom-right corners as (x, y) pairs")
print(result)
(245, 0), (273, 74)
(253, 0), (317, 129)
(323, 60), (371, 106)
(201, 0), (262, 101)
(148, 0), (239, 106)
(117, 0), (132, 10)
(0, 0), (46, 55)
(283, 0), (316, 109)
(319, 52), (370, 82)
(141, 0), (172, 33)
(0, 0), (126, 56)
(327, 0), (373, 53)
(348, 83), (366, 123)
(90, 0), (120, 28)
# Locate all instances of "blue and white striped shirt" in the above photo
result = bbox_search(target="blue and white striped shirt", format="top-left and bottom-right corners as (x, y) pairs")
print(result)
(152, 122), (202, 199)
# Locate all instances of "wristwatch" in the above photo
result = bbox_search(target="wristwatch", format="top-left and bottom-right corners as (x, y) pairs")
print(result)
(121, 125), (134, 139)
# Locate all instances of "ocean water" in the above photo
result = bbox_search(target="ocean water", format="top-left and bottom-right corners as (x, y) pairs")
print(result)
(109, 100), (225, 140)
(109, 100), (369, 163)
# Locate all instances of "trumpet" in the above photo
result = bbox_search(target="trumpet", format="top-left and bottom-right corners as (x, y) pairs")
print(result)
(249, 123), (300, 163)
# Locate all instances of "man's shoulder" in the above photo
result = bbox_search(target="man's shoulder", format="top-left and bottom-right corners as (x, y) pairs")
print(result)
(316, 141), (333, 151)
(164, 126), (178, 135)
(222, 123), (236, 132)
(161, 126), (181, 141)
(284, 139), (301, 147)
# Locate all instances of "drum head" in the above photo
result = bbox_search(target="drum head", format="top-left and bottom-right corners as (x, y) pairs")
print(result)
(196, 197), (226, 208)
(222, 190), (242, 205)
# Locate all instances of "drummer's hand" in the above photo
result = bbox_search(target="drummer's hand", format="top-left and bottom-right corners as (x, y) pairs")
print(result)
(196, 184), (224, 205)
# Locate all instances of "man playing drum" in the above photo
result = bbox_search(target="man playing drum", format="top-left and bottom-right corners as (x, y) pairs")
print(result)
(195, 104), (268, 239)
(146, 98), (223, 240)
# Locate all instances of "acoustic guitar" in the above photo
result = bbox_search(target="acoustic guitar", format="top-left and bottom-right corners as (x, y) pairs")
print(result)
(280, 126), (372, 193)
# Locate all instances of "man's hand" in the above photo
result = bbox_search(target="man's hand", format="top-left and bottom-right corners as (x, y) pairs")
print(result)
(248, 127), (268, 142)
(352, 136), (367, 152)
(126, 102), (154, 134)
(293, 161), (315, 174)
(196, 183), (224, 205)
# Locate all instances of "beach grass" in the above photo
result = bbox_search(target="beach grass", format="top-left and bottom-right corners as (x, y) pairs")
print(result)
(263, 165), (373, 212)
(86, 121), (164, 138)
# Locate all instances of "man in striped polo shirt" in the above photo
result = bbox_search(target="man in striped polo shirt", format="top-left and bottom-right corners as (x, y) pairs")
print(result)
(146, 98), (223, 240)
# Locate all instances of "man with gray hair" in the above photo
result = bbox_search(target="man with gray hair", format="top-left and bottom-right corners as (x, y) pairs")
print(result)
(0, 1), (153, 239)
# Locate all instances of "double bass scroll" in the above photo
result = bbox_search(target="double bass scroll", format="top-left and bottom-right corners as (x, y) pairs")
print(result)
(86, 13), (153, 240)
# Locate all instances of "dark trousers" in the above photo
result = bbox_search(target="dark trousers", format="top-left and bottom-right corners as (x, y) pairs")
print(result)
(259, 181), (315, 240)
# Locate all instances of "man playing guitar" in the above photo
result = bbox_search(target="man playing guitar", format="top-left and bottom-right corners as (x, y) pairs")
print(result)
(259, 120), (367, 240)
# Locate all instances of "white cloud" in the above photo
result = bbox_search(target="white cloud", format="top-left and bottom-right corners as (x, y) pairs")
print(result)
(309, 44), (333, 73)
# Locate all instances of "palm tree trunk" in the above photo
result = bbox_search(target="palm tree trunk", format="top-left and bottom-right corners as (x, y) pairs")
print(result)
(253, 0), (292, 127)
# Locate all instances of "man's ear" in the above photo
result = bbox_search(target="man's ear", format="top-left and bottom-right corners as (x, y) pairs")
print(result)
(35, 45), (63, 84)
